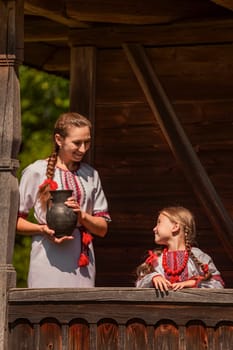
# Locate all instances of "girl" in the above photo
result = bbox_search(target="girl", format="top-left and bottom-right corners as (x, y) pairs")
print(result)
(16, 112), (111, 288)
(136, 206), (224, 291)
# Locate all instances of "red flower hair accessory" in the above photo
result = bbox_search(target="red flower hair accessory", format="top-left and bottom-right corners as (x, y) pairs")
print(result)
(145, 250), (158, 266)
(78, 226), (93, 267)
(39, 178), (58, 191)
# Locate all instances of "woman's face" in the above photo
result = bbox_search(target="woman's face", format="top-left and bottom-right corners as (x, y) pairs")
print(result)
(56, 125), (91, 163)
(153, 212), (176, 245)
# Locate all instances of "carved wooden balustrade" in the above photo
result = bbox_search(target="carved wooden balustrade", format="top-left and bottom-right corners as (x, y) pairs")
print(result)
(8, 288), (233, 349)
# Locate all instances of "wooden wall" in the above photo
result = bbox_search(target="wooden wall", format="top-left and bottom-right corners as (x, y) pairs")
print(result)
(92, 44), (233, 288)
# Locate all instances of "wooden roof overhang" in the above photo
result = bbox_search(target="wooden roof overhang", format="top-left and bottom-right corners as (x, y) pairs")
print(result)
(23, 0), (233, 76)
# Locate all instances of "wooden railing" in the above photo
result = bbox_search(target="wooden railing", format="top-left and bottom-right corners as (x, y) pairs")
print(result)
(8, 288), (233, 349)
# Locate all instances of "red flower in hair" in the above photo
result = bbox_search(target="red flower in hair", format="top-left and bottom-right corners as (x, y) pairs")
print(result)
(145, 250), (158, 266)
(39, 178), (58, 191)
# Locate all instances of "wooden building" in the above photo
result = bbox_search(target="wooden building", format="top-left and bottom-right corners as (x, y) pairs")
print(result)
(21, 0), (233, 288)
(0, 0), (233, 349)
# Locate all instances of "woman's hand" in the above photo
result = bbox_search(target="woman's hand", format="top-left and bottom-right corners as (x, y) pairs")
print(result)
(65, 196), (81, 213)
(40, 224), (74, 244)
(65, 196), (108, 237)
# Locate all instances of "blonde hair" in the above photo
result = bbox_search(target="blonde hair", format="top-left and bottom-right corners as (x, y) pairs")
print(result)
(136, 206), (212, 281)
(160, 206), (196, 245)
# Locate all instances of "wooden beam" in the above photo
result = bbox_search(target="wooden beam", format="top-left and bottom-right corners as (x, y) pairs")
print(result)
(24, 0), (88, 28)
(68, 19), (233, 48)
(0, 0), (23, 348)
(66, 0), (223, 25)
(211, 0), (233, 11)
(123, 43), (233, 260)
(24, 18), (68, 42)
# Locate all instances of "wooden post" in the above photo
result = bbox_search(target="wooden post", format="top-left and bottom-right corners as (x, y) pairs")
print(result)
(68, 45), (96, 164)
(0, 0), (23, 349)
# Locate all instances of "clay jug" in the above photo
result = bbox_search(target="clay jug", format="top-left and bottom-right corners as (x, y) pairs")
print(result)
(46, 190), (77, 237)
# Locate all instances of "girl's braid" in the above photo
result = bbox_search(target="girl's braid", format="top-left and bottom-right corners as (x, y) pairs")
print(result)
(184, 225), (212, 281)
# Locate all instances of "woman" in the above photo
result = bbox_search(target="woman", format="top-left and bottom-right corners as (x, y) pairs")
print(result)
(17, 112), (111, 288)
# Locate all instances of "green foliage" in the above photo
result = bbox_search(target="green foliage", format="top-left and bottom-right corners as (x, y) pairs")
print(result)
(18, 65), (70, 172)
(13, 65), (69, 287)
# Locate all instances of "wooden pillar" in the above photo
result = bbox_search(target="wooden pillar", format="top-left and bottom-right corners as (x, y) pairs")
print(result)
(0, 0), (23, 349)
(69, 45), (96, 164)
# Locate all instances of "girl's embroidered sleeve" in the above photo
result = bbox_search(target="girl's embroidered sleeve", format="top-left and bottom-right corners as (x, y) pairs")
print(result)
(195, 275), (224, 288)
(192, 249), (225, 289)
(136, 272), (161, 288)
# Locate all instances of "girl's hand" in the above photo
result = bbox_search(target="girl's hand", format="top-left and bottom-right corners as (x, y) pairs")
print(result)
(171, 279), (196, 290)
(152, 275), (172, 292)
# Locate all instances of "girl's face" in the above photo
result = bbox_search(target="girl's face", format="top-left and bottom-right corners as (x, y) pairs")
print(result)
(56, 126), (91, 163)
(153, 212), (178, 245)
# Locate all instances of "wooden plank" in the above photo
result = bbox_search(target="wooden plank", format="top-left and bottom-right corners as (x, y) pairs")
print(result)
(24, 0), (88, 27)
(8, 302), (233, 329)
(68, 18), (233, 47)
(8, 288), (233, 304)
(39, 320), (62, 349)
(95, 46), (233, 103)
(97, 320), (118, 350)
(214, 323), (233, 349)
(123, 43), (233, 261)
(154, 322), (179, 350)
(68, 321), (89, 350)
(66, 0), (217, 25)
(9, 321), (34, 350)
(185, 324), (208, 350)
(125, 321), (148, 349)
(24, 18), (68, 42)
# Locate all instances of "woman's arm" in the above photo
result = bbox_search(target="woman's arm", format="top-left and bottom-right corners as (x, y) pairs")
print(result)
(16, 216), (74, 243)
(78, 212), (108, 237)
(16, 216), (47, 235)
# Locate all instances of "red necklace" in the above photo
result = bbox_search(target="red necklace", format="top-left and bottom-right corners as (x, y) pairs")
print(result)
(162, 248), (189, 282)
